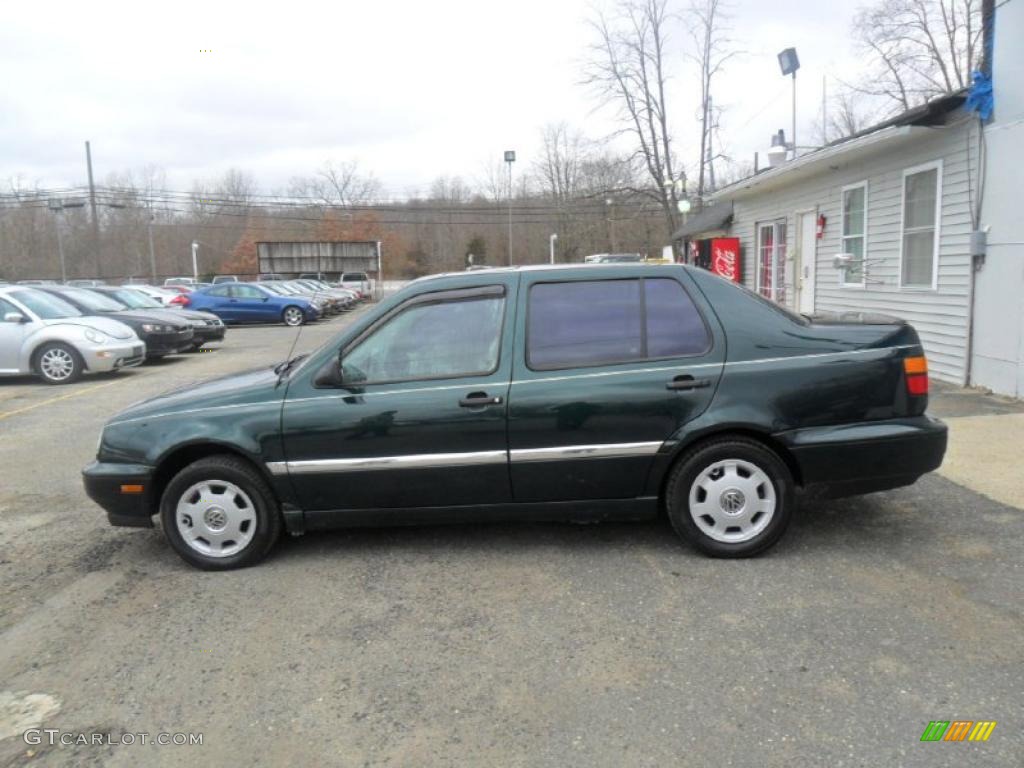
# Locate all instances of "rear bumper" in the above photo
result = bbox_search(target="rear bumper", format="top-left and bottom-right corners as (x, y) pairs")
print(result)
(82, 461), (155, 527)
(777, 416), (948, 498)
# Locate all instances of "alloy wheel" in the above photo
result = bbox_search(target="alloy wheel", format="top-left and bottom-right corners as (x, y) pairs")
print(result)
(39, 347), (76, 382)
(283, 307), (304, 326)
(688, 458), (777, 543)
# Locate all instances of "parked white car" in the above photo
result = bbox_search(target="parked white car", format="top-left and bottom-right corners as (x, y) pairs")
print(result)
(0, 286), (145, 384)
(126, 284), (182, 306)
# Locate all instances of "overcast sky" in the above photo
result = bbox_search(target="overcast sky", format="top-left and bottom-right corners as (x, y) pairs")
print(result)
(1, 0), (864, 197)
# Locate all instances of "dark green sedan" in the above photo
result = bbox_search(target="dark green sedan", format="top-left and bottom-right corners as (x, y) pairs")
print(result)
(83, 264), (947, 569)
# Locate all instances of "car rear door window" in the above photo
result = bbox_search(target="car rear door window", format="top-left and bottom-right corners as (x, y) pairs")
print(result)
(527, 277), (709, 370)
(344, 292), (505, 383)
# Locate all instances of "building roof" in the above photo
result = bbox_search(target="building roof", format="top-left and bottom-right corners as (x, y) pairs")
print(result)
(711, 89), (968, 202)
(671, 201), (733, 240)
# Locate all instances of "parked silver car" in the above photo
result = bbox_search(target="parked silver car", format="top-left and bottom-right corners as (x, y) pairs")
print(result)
(0, 286), (145, 384)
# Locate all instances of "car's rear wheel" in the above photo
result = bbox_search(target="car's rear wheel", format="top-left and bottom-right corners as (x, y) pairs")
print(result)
(159, 455), (282, 570)
(282, 306), (304, 326)
(34, 342), (84, 384)
(665, 438), (794, 557)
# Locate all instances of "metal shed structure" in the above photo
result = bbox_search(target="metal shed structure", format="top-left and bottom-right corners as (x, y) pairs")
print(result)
(257, 241), (380, 279)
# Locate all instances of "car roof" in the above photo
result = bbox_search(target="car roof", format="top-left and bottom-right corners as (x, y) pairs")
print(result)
(415, 262), (687, 283)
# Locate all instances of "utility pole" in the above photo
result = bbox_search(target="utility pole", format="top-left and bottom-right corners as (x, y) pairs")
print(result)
(191, 240), (199, 282)
(791, 70), (797, 160)
(504, 150), (516, 266)
(85, 141), (100, 277)
(549, 233), (558, 265)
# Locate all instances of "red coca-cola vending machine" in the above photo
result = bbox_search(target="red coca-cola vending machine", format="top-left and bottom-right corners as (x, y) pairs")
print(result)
(709, 238), (741, 282)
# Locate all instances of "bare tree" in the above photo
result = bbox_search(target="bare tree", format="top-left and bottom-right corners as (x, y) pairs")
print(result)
(684, 0), (738, 198)
(584, 0), (684, 239)
(816, 87), (879, 142)
(852, 0), (981, 112)
(534, 122), (588, 201)
(288, 159), (382, 207)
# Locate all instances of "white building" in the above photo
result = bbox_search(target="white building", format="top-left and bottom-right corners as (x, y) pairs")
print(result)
(683, 0), (1021, 396)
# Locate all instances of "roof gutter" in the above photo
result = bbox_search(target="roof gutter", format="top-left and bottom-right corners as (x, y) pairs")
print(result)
(711, 125), (931, 202)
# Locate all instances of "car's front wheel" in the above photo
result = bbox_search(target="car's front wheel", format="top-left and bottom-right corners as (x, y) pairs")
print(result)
(665, 438), (794, 558)
(34, 342), (84, 384)
(281, 306), (305, 326)
(159, 455), (282, 570)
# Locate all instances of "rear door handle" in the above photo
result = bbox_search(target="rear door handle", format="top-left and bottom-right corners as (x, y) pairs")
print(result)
(666, 375), (711, 391)
(459, 391), (504, 407)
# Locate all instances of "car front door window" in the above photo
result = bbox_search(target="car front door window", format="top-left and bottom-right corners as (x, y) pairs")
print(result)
(345, 294), (504, 384)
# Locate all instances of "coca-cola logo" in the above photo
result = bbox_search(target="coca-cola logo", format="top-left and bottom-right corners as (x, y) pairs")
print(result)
(713, 247), (737, 281)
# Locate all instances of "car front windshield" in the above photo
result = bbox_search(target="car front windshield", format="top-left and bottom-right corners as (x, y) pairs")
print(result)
(60, 288), (125, 312)
(109, 289), (162, 309)
(10, 289), (82, 319)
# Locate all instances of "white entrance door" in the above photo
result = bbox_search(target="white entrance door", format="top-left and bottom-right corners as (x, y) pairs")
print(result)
(795, 211), (817, 314)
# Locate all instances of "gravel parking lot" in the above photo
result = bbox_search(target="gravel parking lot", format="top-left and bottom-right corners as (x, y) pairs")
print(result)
(1, 311), (1021, 767)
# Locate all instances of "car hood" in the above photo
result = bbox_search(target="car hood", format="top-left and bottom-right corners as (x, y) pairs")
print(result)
(111, 366), (282, 423)
(101, 309), (190, 329)
(41, 316), (136, 340)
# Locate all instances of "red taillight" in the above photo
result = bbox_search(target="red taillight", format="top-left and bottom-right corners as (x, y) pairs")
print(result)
(903, 356), (929, 395)
(170, 294), (190, 306)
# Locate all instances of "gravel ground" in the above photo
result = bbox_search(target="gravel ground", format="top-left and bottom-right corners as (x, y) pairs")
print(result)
(0, 314), (1021, 767)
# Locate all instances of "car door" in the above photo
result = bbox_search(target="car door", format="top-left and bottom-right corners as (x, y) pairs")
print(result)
(0, 297), (30, 371)
(200, 285), (235, 320)
(280, 277), (517, 511)
(507, 270), (725, 502)
(228, 284), (270, 322)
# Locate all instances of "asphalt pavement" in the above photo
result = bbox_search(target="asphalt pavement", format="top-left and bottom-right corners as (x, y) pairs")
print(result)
(0, 312), (1021, 767)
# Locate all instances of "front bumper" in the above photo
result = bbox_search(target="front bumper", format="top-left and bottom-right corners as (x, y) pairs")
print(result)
(777, 415), (948, 498)
(192, 324), (226, 344)
(82, 342), (147, 372)
(82, 460), (155, 527)
(143, 329), (195, 356)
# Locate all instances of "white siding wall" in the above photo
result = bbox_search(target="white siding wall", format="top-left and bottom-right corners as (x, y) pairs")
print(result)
(730, 119), (978, 383)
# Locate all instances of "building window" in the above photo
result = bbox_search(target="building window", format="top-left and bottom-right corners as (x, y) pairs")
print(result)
(900, 161), (942, 288)
(841, 182), (867, 286)
(756, 219), (787, 304)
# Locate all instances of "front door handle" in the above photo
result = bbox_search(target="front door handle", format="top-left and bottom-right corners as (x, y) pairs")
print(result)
(666, 375), (711, 391)
(459, 391), (504, 407)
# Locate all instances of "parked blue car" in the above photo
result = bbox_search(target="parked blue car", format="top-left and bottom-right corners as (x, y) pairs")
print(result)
(182, 283), (321, 326)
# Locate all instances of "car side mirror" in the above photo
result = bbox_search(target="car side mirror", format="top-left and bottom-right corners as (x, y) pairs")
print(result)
(3, 312), (26, 324)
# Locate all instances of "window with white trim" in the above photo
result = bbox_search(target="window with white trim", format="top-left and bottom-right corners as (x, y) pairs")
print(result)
(840, 182), (867, 286)
(756, 219), (787, 304)
(901, 164), (941, 287)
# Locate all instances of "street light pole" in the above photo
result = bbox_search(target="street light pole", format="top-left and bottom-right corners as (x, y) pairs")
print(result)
(147, 215), (157, 282)
(504, 150), (516, 266)
(48, 200), (67, 283)
(606, 198), (616, 252)
(191, 240), (199, 282)
(549, 233), (558, 265)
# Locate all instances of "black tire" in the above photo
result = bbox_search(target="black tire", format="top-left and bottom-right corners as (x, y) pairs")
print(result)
(159, 455), (282, 570)
(281, 306), (305, 327)
(665, 437), (794, 558)
(33, 342), (84, 385)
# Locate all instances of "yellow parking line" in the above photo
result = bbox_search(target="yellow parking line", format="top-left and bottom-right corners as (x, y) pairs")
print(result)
(0, 377), (129, 421)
